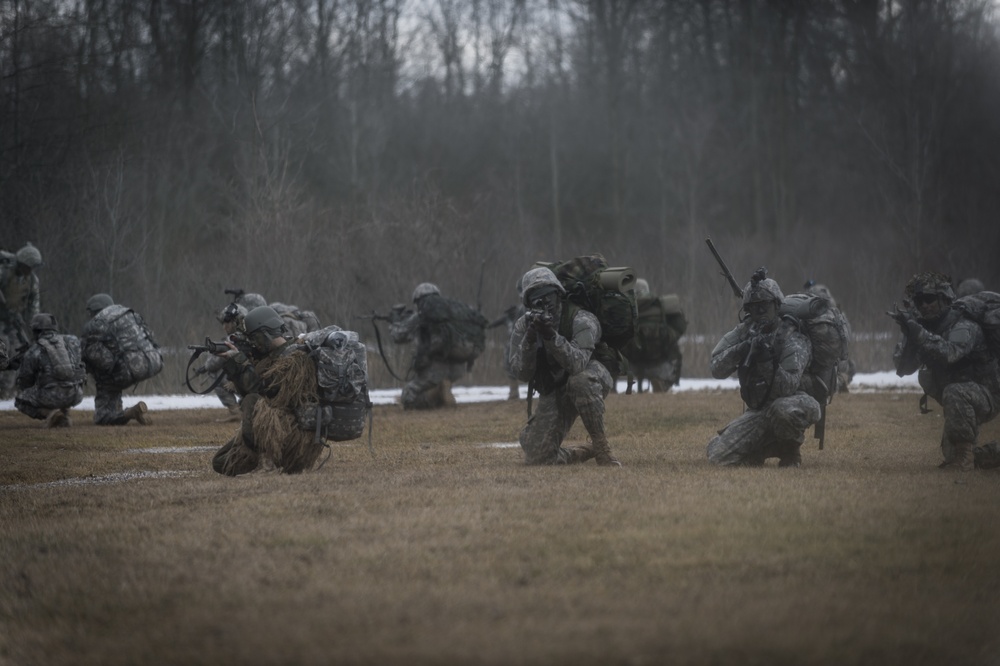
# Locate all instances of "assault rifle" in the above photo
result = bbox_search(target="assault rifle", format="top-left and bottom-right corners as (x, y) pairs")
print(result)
(705, 237), (744, 299)
(184, 333), (253, 394)
(354, 310), (406, 381)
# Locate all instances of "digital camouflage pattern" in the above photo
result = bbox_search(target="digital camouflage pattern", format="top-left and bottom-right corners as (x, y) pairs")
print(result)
(893, 297), (1000, 468)
(707, 317), (821, 466)
(15, 329), (86, 422)
(0, 251), (41, 398)
(509, 266), (620, 466)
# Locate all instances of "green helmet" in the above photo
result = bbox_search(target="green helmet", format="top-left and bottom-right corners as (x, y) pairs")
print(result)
(86, 293), (114, 316)
(412, 282), (440, 303)
(30, 313), (58, 333)
(16, 243), (42, 268)
(244, 306), (285, 335)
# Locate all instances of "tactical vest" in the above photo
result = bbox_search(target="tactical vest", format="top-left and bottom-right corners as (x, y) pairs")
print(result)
(531, 302), (620, 395)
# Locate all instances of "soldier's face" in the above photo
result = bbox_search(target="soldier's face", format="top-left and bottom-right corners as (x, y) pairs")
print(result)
(745, 300), (777, 326)
(915, 292), (946, 320)
(528, 289), (561, 320)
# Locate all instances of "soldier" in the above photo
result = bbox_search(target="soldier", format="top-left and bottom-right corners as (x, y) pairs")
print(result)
(888, 272), (1000, 470)
(489, 303), (524, 401)
(622, 278), (686, 393)
(211, 306), (326, 476)
(81, 293), (155, 426)
(956, 278), (984, 298)
(508, 266), (621, 467)
(803, 280), (856, 392)
(0, 243), (43, 398)
(389, 283), (486, 410)
(707, 268), (822, 467)
(194, 302), (247, 422)
(14, 313), (86, 427)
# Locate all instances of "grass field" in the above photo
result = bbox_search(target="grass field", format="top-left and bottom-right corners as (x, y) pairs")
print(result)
(1, 390), (999, 666)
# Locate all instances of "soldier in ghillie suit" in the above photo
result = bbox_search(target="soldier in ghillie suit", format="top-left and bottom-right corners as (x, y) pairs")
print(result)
(389, 282), (486, 410)
(14, 314), (86, 427)
(707, 268), (821, 467)
(508, 266), (622, 467)
(81, 293), (156, 426)
(0, 243), (43, 399)
(211, 306), (327, 476)
(888, 272), (1000, 471)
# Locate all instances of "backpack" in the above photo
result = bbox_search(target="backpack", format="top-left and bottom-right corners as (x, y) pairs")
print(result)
(779, 293), (850, 400)
(623, 293), (687, 365)
(954, 291), (1000, 360)
(417, 293), (489, 364)
(39, 334), (86, 384)
(270, 302), (321, 338)
(535, 255), (638, 373)
(83, 304), (163, 390)
(295, 326), (370, 442)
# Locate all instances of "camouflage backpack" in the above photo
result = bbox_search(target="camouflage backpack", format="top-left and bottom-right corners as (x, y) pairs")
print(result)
(83, 304), (163, 390)
(535, 255), (638, 374)
(270, 302), (321, 338)
(954, 291), (1000, 360)
(779, 293), (850, 399)
(294, 326), (370, 442)
(623, 294), (687, 365)
(417, 293), (489, 364)
(38, 334), (86, 384)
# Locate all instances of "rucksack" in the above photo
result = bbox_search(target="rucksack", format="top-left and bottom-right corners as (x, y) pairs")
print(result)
(623, 293), (687, 365)
(295, 326), (370, 442)
(779, 293), (850, 399)
(417, 293), (489, 364)
(535, 255), (638, 373)
(82, 304), (163, 390)
(38, 334), (86, 384)
(954, 291), (1000, 360)
(270, 302), (321, 338)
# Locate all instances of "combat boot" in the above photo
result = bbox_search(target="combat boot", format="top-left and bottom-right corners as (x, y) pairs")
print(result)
(941, 442), (975, 471)
(215, 403), (242, 423)
(777, 441), (802, 468)
(563, 445), (596, 464)
(124, 401), (150, 425)
(45, 409), (69, 428)
(591, 433), (622, 467)
(440, 380), (457, 408)
(508, 381), (520, 401)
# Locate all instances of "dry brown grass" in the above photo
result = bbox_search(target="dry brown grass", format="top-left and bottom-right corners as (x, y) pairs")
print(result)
(1, 391), (999, 666)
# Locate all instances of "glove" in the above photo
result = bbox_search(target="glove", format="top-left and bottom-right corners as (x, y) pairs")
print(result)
(886, 303), (914, 332)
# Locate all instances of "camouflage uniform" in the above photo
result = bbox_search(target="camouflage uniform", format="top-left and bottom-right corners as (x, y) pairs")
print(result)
(389, 283), (466, 410)
(707, 270), (821, 467)
(212, 307), (325, 476)
(0, 244), (42, 398)
(509, 267), (620, 466)
(81, 294), (151, 426)
(490, 304), (525, 400)
(14, 314), (85, 426)
(623, 280), (684, 393)
(891, 272), (1000, 470)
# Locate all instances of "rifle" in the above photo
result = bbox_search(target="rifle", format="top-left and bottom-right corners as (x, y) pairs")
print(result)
(488, 305), (519, 329)
(184, 333), (253, 394)
(224, 287), (245, 300)
(705, 237), (744, 299)
(354, 310), (406, 381)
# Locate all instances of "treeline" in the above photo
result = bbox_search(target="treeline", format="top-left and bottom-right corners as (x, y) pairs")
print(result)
(2, 0), (999, 383)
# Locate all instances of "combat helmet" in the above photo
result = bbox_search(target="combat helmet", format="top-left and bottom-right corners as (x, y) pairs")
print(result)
(30, 313), (58, 333)
(16, 243), (42, 268)
(244, 306), (285, 334)
(905, 271), (955, 304)
(218, 302), (248, 325)
(634, 279), (650, 299)
(86, 293), (114, 316)
(956, 278), (984, 298)
(742, 267), (784, 307)
(412, 282), (441, 303)
(520, 267), (566, 308)
(237, 293), (268, 310)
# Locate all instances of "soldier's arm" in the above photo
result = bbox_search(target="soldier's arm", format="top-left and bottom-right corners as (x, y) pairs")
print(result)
(911, 318), (983, 366)
(388, 309), (419, 345)
(771, 328), (811, 398)
(509, 314), (539, 381)
(710, 323), (751, 379)
(543, 310), (599, 376)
